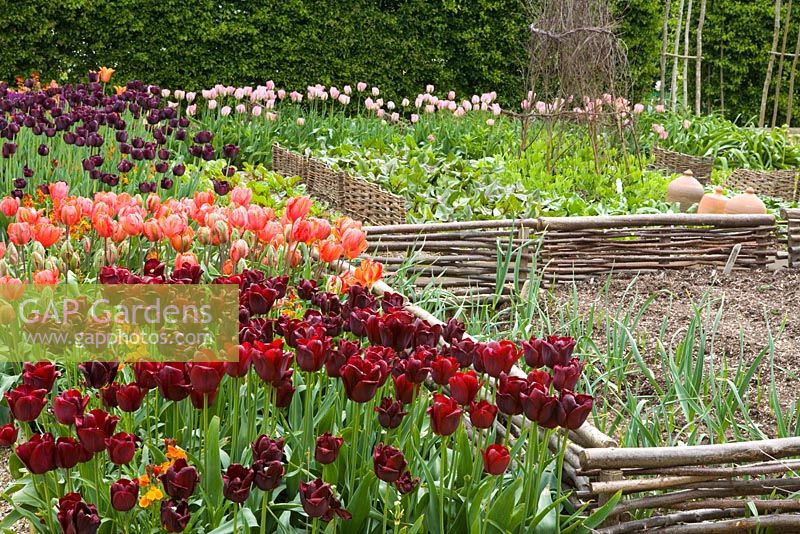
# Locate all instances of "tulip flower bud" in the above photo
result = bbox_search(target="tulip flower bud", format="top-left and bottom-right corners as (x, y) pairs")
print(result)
(82, 237), (92, 254)
(60, 239), (74, 258)
(92, 251), (104, 271)
(105, 243), (118, 265)
(236, 258), (246, 273)
(0, 301), (15, 324)
(69, 252), (81, 272)
(118, 241), (129, 257)
(31, 241), (45, 259)
(5, 243), (18, 265)
(214, 220), (230, 244)
(31, 251), (45, 271)
(0, 259), (8, 277)
(197, 226), (212, 245)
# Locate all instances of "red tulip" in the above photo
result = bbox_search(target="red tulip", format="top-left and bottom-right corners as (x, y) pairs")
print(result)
(326, 339), (360, 378)
(273, 374), (295, 408)
(78, 361), (119, 388)
(373, 443), (407, 483)
(187, 361), (225, 394)
(156, 363), (191, 401)
(469, 400), (497, 429)
(222, 464), (254, 503)
(101, 383), (120, 408)
(527, 369), (552, 389)
(105, 432), (138, 465)
(520, 384), (565, 429)
(244, 284), (278, 315)
(75, 409), (119, 453)
(189, 388), (218, 410)
(160, 458), (199, 500)
(22, 361), (59, 391)
(253, 459), (284, 491)
(299, 478), (351, 521)
(367, 310), (416, 353)
(552, 358), (582, 391)
(315, 433), (344, 464)
(495, 373), (527, 416)
(0, 423), (18, 447)
(225, 344), (252, 377)
(116, 383), (147, 412)
(444, 338), (479, 368)
(402, 347), (434, 383)
(561, 391), (593, 430)
(392, 373), (418, 405)
(443, 318), (466, 343)
(251, 339), (292, 384)
(57, 493), (100, 534)
(394, 470), (420, 494)
(413, 318), (442, 349)
(523, 336), (576, 369)
(448, 371), (481, 405)
(340, 355), (382, 403)
(4, 384), (48, 422)
(375, 397), (407, 429)
(427, 393), (462, 436)
(252, 435), (285, 462)
(478, 341), (520, 378)
(133, 362), (162, 389)
(55, 436), (85, 469)
(482, 444), (511, 475)
(16, 433), (56, 474)
(111, 478), (139, 512)
(296, 335), (331, 372)
(430, 356), (459, 386)
(161, 499), (190, 532)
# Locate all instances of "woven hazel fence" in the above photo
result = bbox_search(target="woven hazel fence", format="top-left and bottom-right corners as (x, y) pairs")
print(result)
(271, 144), (407, 225)
(363, 214), (778, 294)
(726, 168), (800, 202)
(783, 208), (800, 267)
(652, 146), (715, 182)
(330, 256), (800, 530)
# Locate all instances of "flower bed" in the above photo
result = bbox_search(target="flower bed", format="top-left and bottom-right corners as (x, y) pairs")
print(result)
(0, 176), (603, 533)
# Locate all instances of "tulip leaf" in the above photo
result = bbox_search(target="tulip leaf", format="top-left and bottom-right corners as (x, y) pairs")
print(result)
(532, 486), (557, 533)
(207, 507), (259, 534)
(579, 491), (622, 531)
(347, 475), (377, 532)
(467, 477), (494, 534)
(204, 415), (224, 510)
(486, 478), (523, 534)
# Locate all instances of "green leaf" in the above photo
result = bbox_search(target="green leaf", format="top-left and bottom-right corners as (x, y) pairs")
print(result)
(486, 478), (523, 534)
(207, 507), (259, 534)
(347, 475), (377, 532)
(204, 416), (224, 510)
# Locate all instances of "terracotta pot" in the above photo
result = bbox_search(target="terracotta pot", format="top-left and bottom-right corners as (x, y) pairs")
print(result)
(666, 169), (704, 212)
(697, 186), (728, 214)
(725, 187), (767, 214)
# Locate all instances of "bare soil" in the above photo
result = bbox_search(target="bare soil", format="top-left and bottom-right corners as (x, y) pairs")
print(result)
(548, 268), (800, 440)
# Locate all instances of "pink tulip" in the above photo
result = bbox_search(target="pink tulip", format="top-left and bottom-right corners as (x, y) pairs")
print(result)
(410, 114), (419, 123)
(252, 105), (262, 117)
(49, 182), (69, 201)
(208, 100), (217, 110)
(357, 82), (367, 92)
(220, 106), (232, 116)
(296, 117), (305, 126)
(0, 197), (19, 217)
(186, 104), (197, 116)
(426, 84), (434, 93)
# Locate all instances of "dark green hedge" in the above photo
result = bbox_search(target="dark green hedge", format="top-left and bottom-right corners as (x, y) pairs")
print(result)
(0, 0), (787, 118)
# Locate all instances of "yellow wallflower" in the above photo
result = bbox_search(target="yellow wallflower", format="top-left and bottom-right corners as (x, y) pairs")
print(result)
(138, 486), (163, 508)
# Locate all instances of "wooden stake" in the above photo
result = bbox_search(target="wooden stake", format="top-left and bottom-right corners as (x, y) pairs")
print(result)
(786, 13), (800, 126)
(682, 0), (693, 108)
(660, 0), (673, 106)
(695, 0), (707, 114)
(772, 0), (793, 127)
(671, 0), (687, 110)
(760, 0), (783, 127)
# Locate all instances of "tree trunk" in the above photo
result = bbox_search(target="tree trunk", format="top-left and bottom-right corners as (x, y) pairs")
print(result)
(759, 0), (782, 127)
(771, 0), (792, 127)
(695, 0), (707, 114)
(671, 0), (687, 110)
(786, 16), (800, 126)
(660, 0), (673, 106)
(682, 0), (694, 109)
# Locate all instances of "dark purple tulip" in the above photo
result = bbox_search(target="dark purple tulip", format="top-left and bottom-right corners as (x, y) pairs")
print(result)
(172, 163), (185, 176)
(38, 143), (49, 156)
(222, 464), (254, 503)
(13, 178), (26, 189)
(160, 178), (174, 190)
(2, 142), (17, 158)
(117, 159), (133, 173)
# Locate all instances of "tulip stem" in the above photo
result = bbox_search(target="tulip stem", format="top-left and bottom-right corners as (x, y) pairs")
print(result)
(439, 435), (449, 534)
(382, 480), (391, 534)
(259, 491), (269, 534)
(555, 431), (568, 533)
(231, 378), (240, 462)
(38, 475), (55, 534)
(233, 502), (239, 534)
